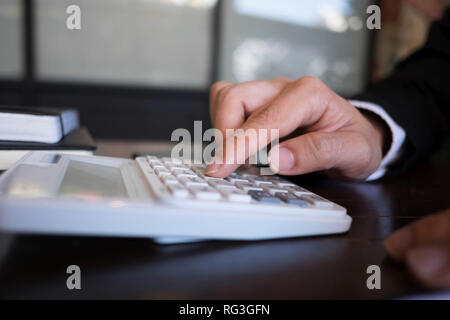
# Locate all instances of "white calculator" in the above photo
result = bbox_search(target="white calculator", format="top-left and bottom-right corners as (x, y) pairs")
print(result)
(0, 152), (352, 243)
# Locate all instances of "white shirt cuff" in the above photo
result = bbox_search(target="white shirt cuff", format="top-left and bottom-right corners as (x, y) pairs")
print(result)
(349, 100), (406, 181)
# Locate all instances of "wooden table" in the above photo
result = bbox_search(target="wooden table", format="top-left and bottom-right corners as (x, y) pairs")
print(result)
(0, 141), (449, 299)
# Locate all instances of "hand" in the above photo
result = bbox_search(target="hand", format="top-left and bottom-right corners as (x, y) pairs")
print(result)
(385, 209), (450, 289)
(206, 77), (388, 181)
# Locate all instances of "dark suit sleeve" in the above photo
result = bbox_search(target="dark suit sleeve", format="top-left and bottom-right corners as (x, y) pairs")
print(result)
(353, 7), (450, 176)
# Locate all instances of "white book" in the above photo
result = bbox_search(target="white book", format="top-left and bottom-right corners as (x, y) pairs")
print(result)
(0, 106), (79, 143)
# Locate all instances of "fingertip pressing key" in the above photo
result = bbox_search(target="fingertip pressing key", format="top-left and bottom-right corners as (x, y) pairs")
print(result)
(205, 161), (222, 176)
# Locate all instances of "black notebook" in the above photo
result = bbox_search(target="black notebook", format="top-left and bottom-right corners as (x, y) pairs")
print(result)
(0, 106), (79, 143)
(0, 127), (97, 170)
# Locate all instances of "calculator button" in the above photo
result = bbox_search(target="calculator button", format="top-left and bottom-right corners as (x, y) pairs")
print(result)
(154, 167), (171, 176)
(167, 184), (190, 198)
(274, 181), (296, 187)
(166, 163), (188, 170)
(235, 182), (263, 192)
(262, 185), (288, 195)
(176, 173), (198, 179)
(189, 186), (222, 200)
(275, 192), (308, 206)
(250, 177), (273, 186)
(227, 177), (249, 183)
(248, 190), (281, 204)
(164, 162), (185, 168)
(263, 176), (295, 186)
(208, 180), (236, 189)
(240, 173), (259, 179)
(180, 176), (208, 187)
(146, 156), (160, 163)
(172, 168), (196, 177)
(161, 157), (182, 164)
(203, 175), (227, 181)
(300, 194), (333, 208)
(149, 161), (165, 168)
(262, 175), (286, 182)
(219, 189), (252, 203)
(227, 172), (248, 180)
(285, 186), (311, 196)
(161, 175), (179, 185)
(229, 172), (243, 178)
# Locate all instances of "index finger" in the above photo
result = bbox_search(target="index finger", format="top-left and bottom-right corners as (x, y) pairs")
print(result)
(210, 78), (292, 137)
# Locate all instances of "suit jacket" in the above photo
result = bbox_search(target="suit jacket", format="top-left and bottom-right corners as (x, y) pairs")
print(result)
(354, 7), (450, 176)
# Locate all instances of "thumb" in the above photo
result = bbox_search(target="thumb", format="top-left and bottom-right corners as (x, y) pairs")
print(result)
(269, 131), (375, 180)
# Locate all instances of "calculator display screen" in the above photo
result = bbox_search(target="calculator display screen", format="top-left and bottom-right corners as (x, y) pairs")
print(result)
(59, 160), (129, 200)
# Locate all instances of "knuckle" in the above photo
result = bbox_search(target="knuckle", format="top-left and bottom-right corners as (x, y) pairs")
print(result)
(222, 85), (238, 100)
(248, 106), (277, 129)
(210, 82), (226, 108)
(216, 86), (243, 113)
(210, 81), (229, 94)
(272, 76), (293, 84)
(216, 85), (234, 107)
(210, 81), (231, 103)
(292, 76), (331, 105)
(295, 76), (324, 90)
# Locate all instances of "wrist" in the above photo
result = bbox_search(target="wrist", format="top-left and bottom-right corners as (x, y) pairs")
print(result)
(360, 109), (392, 156)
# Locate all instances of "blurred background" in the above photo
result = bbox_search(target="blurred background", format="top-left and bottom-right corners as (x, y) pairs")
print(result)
(0, 0), (447, 140)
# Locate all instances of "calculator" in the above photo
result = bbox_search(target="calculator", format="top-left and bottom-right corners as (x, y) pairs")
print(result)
(0, 152), (352, 243)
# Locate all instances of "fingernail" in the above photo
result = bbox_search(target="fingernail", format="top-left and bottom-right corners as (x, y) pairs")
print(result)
(407, 247), (447, 278)
(206, 161), (221, 175)
(277, 148), (295, 171)
(384, 227), (413, 261)
(269, 147), (295, 172)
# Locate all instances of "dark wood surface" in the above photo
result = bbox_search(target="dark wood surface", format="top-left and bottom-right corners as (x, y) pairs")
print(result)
(0, 142), (449, 299)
